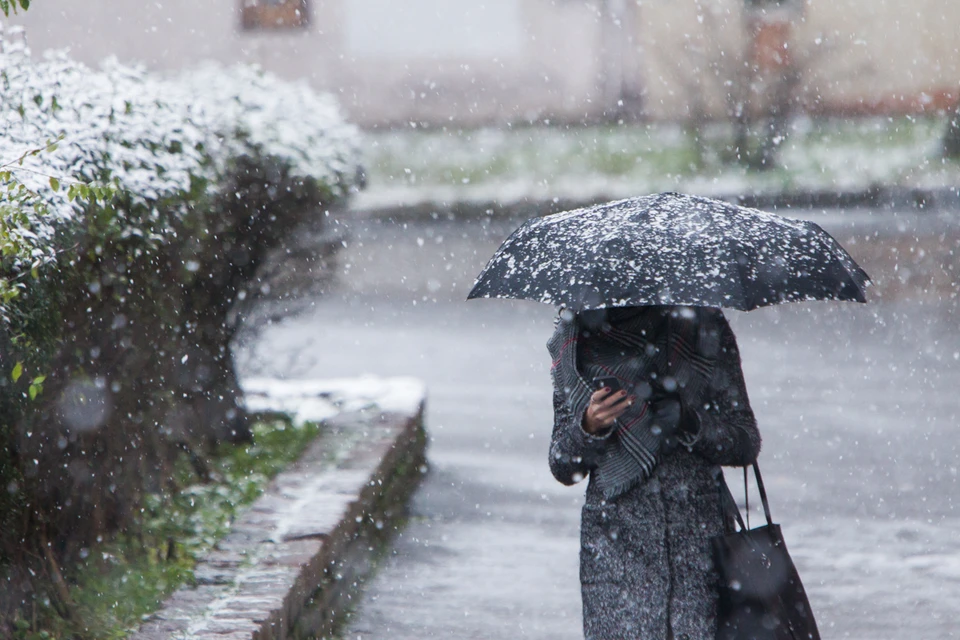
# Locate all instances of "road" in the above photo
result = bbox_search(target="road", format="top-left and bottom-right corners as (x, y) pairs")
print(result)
(236, 208), (960, 639)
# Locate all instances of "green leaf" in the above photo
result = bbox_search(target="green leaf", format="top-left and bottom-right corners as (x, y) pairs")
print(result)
(28, 385), (37, 400)
(33, 375), (46, 385)
(20, 0), (30, 10)
(49, 176), (60, 192)
(0, 0), (10, 17)
(11, 361), (23, 382)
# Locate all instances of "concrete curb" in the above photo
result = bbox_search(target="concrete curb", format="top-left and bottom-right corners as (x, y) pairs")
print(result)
(132, 378), (428, 640)
(348, 185), (960, 222)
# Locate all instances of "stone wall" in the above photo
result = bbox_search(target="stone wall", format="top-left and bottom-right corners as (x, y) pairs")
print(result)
(133, 378), (428, 640)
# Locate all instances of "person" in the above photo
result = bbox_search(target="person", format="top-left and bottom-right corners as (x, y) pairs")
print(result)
(547, 304), (761, 640)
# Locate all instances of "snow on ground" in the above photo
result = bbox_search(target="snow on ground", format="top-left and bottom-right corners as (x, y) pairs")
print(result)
(242, 376), (426, 425)
(354, 118), (960, 211)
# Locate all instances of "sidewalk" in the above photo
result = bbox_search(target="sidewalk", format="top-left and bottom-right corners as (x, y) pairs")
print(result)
(237, 207), (960, 639)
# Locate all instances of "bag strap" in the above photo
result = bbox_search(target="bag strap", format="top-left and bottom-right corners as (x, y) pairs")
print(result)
(743, 466), (750, 530)
(717, 471), (746, 533)
(718, 463), (775, 533)
(751, 462), (774, 527)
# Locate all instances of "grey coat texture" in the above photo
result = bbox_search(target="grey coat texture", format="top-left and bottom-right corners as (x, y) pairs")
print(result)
(549, 311), (761, 640)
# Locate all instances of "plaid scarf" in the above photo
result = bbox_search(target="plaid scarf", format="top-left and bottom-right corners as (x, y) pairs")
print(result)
(548, 306), (721, 499)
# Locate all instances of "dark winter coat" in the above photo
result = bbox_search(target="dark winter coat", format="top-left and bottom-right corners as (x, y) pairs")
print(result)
(548, 309), (761, 640)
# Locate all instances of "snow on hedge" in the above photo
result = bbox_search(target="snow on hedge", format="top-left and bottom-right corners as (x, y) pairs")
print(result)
(1, 36), (210, 253)
(0, 26), (359, 283)
(174, 63), (361, 190)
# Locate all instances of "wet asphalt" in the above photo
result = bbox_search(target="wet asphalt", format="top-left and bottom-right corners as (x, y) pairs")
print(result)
(236, 207), (960, 640)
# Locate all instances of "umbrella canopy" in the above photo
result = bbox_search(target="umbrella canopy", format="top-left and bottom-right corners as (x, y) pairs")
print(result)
(468, 192), (870, 311)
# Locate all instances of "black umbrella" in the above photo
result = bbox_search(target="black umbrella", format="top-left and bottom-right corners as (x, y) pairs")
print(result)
(468, 192), (869, 311)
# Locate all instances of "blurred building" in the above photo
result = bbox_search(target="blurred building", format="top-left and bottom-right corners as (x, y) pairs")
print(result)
(7, 0), (960, 127)
(640, 0), (960, 122)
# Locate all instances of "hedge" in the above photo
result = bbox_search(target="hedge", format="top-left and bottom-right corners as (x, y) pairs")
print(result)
(0, 27), (360, 624)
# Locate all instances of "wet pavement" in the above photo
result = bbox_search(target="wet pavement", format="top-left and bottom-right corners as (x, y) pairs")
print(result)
(237, 207), (960, 639)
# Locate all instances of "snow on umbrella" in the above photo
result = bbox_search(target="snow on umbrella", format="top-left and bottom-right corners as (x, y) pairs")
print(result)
(467, 192), (870, 311)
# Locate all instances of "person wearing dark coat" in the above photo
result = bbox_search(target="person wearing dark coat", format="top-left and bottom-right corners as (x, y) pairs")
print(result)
(547, 305), (761, 640)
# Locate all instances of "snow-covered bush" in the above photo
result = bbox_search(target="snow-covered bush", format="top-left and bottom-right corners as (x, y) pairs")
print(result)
(0, 31), (358, 302)
(175, 63), (360, 191)
(0, 26), (360, 608)
(0, 38), (206, 267)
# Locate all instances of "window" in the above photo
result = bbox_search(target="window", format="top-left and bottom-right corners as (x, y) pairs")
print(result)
(241, 0), (309, 30)
(744, 0), (801, 70)
(744, 0), (802, 12)
(745, 0), (799, 7)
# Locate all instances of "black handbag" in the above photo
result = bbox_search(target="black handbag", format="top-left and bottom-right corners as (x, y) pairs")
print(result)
(712, 463), (821, 640)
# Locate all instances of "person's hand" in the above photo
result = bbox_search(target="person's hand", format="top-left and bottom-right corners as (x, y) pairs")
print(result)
(583, 388), (632, 435)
